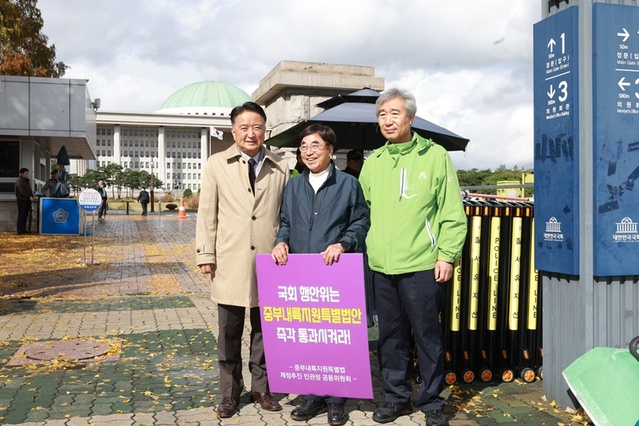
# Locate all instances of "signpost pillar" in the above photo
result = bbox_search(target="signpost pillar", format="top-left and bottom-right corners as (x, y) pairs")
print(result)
(535, 0), (639, 408)
(78, 189), (102, 265)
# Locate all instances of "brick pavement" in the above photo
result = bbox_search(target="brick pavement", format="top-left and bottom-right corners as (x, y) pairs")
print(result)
(0, 214), (585, 425)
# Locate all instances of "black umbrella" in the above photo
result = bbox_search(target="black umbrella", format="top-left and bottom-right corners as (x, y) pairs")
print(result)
(316, 87), (381, 109)
(56, 146), (70, 165)
(266, 102), (469, 152)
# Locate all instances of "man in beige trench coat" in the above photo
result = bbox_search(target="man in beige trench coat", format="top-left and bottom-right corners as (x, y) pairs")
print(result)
(196, 101), (289, 418)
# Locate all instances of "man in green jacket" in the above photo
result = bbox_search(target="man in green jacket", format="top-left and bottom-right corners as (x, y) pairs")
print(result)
(359, 88), (467, 426)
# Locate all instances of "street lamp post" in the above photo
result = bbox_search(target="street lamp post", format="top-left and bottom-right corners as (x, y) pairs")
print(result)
(150, 156), (155, 213)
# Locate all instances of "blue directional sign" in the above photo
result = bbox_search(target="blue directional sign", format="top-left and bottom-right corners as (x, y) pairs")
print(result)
(593, 4), (639, 276)
(533, 6), (580, 275)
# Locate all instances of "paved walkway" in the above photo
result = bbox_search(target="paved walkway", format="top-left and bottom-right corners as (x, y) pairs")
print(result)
(0, 214), (585, 425)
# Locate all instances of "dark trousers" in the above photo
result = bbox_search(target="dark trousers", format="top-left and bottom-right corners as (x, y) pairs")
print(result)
(17, 200), (31, 233)
(374, 269), (445, 412)
(97, 199), (107, 218)
(141, 202), (148, 215)
(217, 304), (269, 397)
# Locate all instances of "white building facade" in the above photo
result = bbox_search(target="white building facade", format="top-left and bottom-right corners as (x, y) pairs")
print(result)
(93, 81), (250, 192)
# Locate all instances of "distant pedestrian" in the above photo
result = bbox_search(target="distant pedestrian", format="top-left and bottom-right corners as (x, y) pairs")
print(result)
(138, 187), (150, 215)
(95, 179), (108, 221)
(343, 149), (364, 178)
(40, 170), (60, 197)
(290, 148), (306, 177)
(57, 164), (70, 197)
(15, 167), (34, 235)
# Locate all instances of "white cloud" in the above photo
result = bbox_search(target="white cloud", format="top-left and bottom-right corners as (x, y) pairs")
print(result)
(38, 0), (540, 170)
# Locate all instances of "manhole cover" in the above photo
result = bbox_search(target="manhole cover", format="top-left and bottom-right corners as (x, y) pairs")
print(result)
(24, 341), (112, 361)
(5, 339), (121, 366)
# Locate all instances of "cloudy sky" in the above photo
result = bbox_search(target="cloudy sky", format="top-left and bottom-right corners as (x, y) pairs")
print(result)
(38, 0), (540, 171)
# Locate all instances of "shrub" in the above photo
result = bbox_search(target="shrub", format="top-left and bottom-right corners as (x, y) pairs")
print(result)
(185, 193), (199, 210)
(165, 203), (178, 210)
(183, 188), (193, 198)
(161, 194), (175, 202)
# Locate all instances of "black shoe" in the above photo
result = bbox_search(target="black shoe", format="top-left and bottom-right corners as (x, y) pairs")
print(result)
(425, 410), (448, 426)
(373, 401), (412, 423)
(327, 403), (348, 426)
(290, 399), (327, 421)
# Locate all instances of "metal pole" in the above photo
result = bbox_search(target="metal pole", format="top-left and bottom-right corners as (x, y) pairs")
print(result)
(150, 156), (155, 212)
(83, 212), (87, 263)
(91, 211), (97, 264)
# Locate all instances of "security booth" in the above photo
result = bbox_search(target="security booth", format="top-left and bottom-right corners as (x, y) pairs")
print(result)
(534, 0), (639, 411)
(0, 75), (97, 233)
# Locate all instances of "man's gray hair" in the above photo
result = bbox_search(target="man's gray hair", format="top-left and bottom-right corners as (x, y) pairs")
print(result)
(375, 88), (417, 117)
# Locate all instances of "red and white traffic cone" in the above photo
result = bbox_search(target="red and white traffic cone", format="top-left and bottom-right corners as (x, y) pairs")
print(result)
(177, 198), (188, 219)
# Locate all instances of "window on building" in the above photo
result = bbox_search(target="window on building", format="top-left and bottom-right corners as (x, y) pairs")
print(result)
(188, 152), (192, 159)
(108, 140), (112, 146)
(135, 151), (139, 157)
(134, 162), (139, 168)
(172, 141), (176, 148)
(0, 141), (19, 182)
(107, 129), (112, 136)
(198, 163), (201, 169)
(108, 150), (111, 156)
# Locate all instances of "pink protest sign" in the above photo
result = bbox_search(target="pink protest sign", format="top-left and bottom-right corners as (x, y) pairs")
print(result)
(256, 253), (373, 399)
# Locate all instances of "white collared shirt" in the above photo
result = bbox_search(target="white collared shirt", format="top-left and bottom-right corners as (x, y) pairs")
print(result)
(239, 147), (265, 176)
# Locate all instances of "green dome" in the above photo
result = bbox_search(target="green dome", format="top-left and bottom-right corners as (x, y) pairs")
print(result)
(158, 81), (251, 111)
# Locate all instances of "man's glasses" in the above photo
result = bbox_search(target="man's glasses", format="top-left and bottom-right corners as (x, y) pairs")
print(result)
(299, 143), (326, 153)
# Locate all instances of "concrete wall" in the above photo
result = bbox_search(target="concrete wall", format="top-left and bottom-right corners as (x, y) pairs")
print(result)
(253, 61), (385, 138)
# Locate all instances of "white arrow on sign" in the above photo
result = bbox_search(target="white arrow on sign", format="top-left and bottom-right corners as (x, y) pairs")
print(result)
(618, 77), (631, 91)
(547, 38), (556, 53)
(617, 28), (630, 42)
(547, 85), (556, 99)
